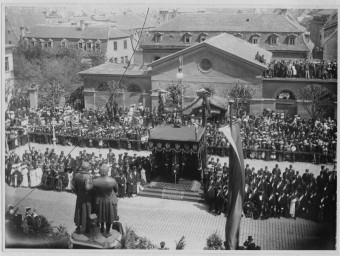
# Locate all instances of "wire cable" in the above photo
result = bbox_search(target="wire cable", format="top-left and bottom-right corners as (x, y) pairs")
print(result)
(8, 7), (150, 210)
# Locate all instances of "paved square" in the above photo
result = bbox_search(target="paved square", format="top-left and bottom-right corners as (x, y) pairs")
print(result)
(5, 184), (335, 250)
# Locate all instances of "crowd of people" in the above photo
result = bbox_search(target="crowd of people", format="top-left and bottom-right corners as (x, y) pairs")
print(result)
(263, 59), (337, 79)
(205, 112), (337, 164)
(203, 157), (336, 223)
(5, 105), (337, 164)
(5, 147), (151, 197)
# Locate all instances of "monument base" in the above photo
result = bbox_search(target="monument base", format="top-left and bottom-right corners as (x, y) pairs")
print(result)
(71, 229), (122, 249)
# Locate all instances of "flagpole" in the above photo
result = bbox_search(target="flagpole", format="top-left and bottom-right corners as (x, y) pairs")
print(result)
(229, 100), (234, 131)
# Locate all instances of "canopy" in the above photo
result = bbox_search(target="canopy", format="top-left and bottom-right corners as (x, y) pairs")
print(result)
(149, 125), (205, 143)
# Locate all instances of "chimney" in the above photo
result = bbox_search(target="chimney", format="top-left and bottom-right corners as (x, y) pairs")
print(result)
(20, 27), (25, 41)
(80, 20), (85, 31)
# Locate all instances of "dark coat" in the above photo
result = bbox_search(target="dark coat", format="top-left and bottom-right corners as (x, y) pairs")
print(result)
(93, 176), (118, 223)
(73, 171), (93, 230)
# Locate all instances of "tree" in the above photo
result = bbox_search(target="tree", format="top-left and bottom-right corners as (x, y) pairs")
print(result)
(12, 41), (106, 106)
(158, 92), (165, 115)
(165, 80), (190, 109)
(226, 83), (255, 117)
(297, 84), (335, 121)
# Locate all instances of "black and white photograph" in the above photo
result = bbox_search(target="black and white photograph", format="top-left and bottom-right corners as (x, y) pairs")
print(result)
(2, 0), (338, 254)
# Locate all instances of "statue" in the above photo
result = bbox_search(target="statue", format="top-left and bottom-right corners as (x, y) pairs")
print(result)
(92, 164), (119, 237)
(73, 162), (93, 234)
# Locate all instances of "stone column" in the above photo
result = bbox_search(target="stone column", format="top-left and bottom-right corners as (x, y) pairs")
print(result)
(142, 90), (148, 108)
(28, 86), (38, 109)
(83, 89), (95, 110)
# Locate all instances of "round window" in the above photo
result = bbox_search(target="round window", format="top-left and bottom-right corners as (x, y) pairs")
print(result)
(198, 58), (212, 72)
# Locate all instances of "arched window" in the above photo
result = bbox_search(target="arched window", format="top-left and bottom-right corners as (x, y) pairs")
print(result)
(127, 85), (141, 93)
(277, 90), (296, 100)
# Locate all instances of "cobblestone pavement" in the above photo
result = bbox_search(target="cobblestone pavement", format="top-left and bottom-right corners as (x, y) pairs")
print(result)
(5, 185), (335, 250)
(11, 143), (334, 178)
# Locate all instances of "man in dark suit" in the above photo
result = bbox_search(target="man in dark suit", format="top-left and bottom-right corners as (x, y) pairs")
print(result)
(272, 164), (281, 177)
(72, 162), (93, 234)
(126, 171), (133, 198)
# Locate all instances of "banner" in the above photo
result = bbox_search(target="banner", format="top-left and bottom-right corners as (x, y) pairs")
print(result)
(219, 121), (245, 250)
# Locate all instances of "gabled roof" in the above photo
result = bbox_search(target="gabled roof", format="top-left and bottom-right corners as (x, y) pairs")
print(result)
(152, 13), (305, 33)
(148, 33), (272, 70)
(25, 24), (130, 40)
(323, 10), (338, 29)
(321, 28), (337, 46)
(79, 63), (146, 76)
(302, 33), (315, 52)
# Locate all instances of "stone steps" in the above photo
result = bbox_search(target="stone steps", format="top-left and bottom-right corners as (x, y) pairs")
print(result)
(138, 186), (204, 203)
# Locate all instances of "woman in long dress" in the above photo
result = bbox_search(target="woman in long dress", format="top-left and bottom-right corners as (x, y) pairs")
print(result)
(21, 165), (29, 187)
(66, 171), (73, 191)
(140, 167), (147, 185)
(289, 194), (298, 219)
(29, 165), (36, 187)
(35, 163), (43, 187)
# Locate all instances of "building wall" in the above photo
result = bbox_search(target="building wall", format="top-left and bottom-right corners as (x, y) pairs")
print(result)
(257, 78), (337, 119)
(262, 78), (337, 98)
(150, 46), (264, 109)
(143, 48), (182, 65)
(5, 47), (14, 82)
(107, 37), (134, 63)
(82, 75), (151, 110)
(23, 36), (133, 64)
(271, 51), (308, 61)
(323, 31), (337, 62)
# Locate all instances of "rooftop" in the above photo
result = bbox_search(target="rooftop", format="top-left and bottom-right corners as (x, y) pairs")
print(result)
(149, 125), (205, 143)
(148, 33), (272, 70)
(323, 10), (338, 29)
(25, 24), (130, 40)
(79, 63), (147, 76)
(91, 13), (156, 30)
(152, 13), (305, 33)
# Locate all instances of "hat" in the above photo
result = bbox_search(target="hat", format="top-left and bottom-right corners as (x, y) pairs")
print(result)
(81, 162), (91, 172)
(248, 236), (253, 241)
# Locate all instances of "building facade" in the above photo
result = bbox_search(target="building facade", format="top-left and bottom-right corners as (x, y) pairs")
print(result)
(22, 21), (134, 64)
(81, 33), (336, 119)
(5, 45), (16, 109)
(140, 12), (314, 65)
(79, 63), (151, 110)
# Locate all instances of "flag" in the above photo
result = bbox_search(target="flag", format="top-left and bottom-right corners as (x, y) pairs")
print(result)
(219, 120), (245, 250)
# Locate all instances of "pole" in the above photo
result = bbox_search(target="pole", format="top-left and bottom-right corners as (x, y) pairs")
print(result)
(52, 118), (56, 149)
(123, 88), (126, 111)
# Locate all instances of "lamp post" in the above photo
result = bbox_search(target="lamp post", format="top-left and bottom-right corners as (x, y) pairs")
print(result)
(51, 117), (56, 149)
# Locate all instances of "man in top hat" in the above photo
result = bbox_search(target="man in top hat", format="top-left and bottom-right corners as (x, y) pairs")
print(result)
(244, 236), (256, 250)
(72, 162), (94, 234)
